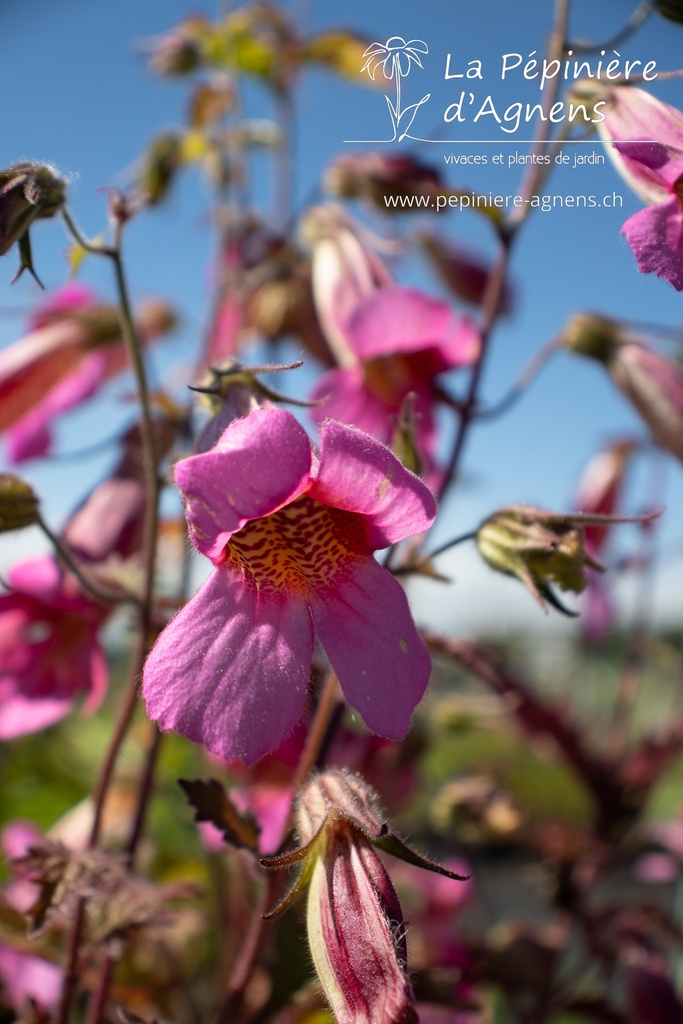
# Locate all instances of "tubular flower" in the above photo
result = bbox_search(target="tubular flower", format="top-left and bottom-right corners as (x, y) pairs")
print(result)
(574, 440), (637, 644)
(142, 407), (436, 764)
(261, 771), (466, 1024)
(562, 312), (683, 464)
(310, 286), (480, 480)
(0, 557), (109, 738)
(576, 82), (683, 290)
(0, 282), (175, 463)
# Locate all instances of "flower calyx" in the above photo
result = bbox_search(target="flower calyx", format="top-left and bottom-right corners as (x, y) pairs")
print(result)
(0, 162), (66, 286)
(475, 504), (660, 615)
(0, 474), (40, 533)
(260, 769), (467, 919)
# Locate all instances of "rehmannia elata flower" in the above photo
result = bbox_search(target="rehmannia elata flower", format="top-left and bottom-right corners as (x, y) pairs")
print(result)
(0, 557), (109, 738)
(573, 81), (683, 290)
(573, 439), (637, 644)
(562, 312), (683, 464)
(142, 407), (436, 764)
(310, 286), (480, 479)
(0, 282), (175, 463)
(261, 770), (467, 1024)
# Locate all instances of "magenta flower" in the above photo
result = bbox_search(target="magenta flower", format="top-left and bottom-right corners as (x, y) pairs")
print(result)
(0, 821), (62, 1015)
(142, 406), (436, 764)
(617, 140), (683, 290)
(0, 557), (109, 738)
(0, 283), (175, 463)
(574, 440), (636, 644)
(588, 84), (683, 289)
(310, 286), (480, 477)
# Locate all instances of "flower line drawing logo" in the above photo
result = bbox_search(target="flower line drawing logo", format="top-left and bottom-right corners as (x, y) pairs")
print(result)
(361, 37), (430, 142)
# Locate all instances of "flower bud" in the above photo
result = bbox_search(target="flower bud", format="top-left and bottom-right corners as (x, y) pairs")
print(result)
(148, 20), (205, 76)
(0, 163), (66, 283)
(138, 132), (184, 206)
(560, 311), (621, 363)
(306, 823), (417, 1024)
(476, 505), (603, 614)
(655, 0), (683, 24)
(324, 152), (444, 212)
(0, 474), (39, 532)
(262, 770), (466, 1024)
(562, 313), (683, 463)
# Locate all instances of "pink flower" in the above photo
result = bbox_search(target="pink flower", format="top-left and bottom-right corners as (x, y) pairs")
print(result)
(306, 206), (392, 367)
(265, 771), (419, 1024)
(0, 821), (62, 1014)
(587, 84), (683, 289)
(142, 406), (436, 764)
(618, 140), (683, 290)
(574, 440), (636, 643)
(310, 286), (480, 476)
(562, 313), (683, 464)
(0, 557), (109, 738)
(0, 283), (175, 463)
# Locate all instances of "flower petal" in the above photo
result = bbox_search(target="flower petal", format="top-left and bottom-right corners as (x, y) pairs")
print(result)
(310, 367), (396, 443)
(0, 687), (73, 739)
(175, 407), (312, 561)
(348, 287), (452, 360)
(6, 352), (108, 463)
(142, 567), (314, 764)
(622, 197), (683, 291)
(310, 419), (436, 547)
(311, 557), (430, 740)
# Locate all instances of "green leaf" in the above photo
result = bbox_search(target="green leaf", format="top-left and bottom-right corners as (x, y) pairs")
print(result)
(373, 832), (470, 880)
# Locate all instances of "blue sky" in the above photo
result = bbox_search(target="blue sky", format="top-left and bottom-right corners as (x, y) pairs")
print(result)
(1, 0), (682, 631)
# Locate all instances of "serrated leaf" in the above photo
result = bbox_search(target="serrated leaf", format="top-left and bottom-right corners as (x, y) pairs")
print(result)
(179, 778), (260, 851)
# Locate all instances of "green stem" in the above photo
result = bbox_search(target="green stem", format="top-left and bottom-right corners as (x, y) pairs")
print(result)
(54, 207), (164, 1024)
(38, 516), (140, 608)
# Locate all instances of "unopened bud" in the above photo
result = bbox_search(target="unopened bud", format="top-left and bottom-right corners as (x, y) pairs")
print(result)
(0, 162), (66, 283)
(561, 311), (622, 362)
(138, 132), (184, 205)
(148, 21), (204, 76)
(0, 474), (39, 532)
(562, 313), (683, 463)
(655, 0), (683, 25)
(324, 152), (444, 212)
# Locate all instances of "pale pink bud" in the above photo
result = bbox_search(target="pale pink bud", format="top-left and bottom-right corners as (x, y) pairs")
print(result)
(263, 770), (465, 1024)
(608, 342), (683, 463)
(302, 205), (392, 367)
(307, 825), (417, 1024)
(562, 313), (683, 463)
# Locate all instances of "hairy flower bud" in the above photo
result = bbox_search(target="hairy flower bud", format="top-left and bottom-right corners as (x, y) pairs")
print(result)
(262, 770), (466, 1024)
(0, 474), (39, 532)
(0, 163), (66, 283)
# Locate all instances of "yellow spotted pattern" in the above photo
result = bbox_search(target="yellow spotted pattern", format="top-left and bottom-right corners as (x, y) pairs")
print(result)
(222, 495), (370, 597)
